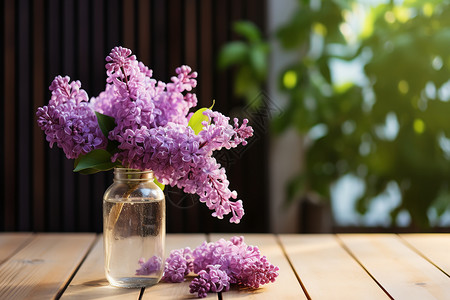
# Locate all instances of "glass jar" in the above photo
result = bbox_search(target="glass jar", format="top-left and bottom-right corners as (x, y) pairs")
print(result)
(103, 168), (165, 288)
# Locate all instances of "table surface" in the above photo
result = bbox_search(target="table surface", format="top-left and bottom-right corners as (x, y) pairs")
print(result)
(0, 233), (449, 299)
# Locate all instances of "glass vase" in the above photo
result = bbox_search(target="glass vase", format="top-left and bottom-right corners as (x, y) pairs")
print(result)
(103, 168), (165, 288)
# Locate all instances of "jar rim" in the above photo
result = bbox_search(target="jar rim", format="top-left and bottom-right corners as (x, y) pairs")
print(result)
(113, 168), (154, 181)
(114, 167), (153, 173)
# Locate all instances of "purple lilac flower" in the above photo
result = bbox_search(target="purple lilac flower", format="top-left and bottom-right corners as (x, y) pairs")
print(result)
(161, 247), (194, 283)
(105, 46), (137, 82)
(189, 276), (211, 298)
(152, 65), (198, 127)
(36, 76), (106, 159)
(189, 265), (230, 298)
(237, 254), (279, 288)
(135, 255), (162, 276)
(163, 236), (279, 298)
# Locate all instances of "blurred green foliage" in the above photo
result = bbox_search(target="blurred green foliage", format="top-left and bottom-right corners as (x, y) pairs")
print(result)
(220, 0), (450, 227)
(218, 21), (269, 107)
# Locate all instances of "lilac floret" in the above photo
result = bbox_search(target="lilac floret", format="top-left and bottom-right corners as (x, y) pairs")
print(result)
(189, 265), (230, 298)
(36, 76), (106, 159)
(161, 247), (194, 283)
(189, 276), (211, 298)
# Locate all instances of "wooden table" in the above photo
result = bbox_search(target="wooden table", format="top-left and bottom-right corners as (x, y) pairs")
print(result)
(0, 233), (449, 299)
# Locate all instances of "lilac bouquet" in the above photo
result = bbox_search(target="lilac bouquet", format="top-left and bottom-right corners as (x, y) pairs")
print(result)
(36, 46), (253, 223)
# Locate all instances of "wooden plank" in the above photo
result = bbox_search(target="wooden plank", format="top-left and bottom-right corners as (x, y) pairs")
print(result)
(281, 234), (387, 299)
(0, 233), (33, 264)
(210, 233), (307, 300)
(61, 235), (141, 300)
(400, 233), (450, 276)
(339, 234), (450, 299)
(0, 233), (96, 299)
(141, 234), (217, 299)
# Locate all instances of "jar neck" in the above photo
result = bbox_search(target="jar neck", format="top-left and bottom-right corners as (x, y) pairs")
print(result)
(113, 168), (154, 183)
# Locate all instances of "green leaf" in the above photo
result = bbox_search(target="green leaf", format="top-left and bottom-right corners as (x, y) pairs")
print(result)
(95, 111), (120, 154)
(73, 149), (120, 174)
(77, 165), (116, 175)
(217, 42), (248, 69)
(95, 112), (116, 139)
(233, 21), (261, 43)
(234, 66), (254, 96)
(249, 44), (268, 80)
(188, 101), (215, 135)
(154, 177), (165, 191)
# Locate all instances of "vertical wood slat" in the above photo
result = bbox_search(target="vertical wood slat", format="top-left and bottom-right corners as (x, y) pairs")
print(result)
(46, 0), (62, 232)
(213, 0), (229, 112)
(4, 0), (17, 231)
(106, 0), (121, 50)
(91, 0), (105, 95)
(32, 0), (45, 232)
(77, 0), (92, 232)
(0, 0), (4, 231)
(0, 1), (3, 230)
(184, 0), (197, 68)
(245, 0), (265, 32)
(62, 0), (77, 232)
(151, 0), (167, 79)
(138, 0), (151, 65)
(168, 0), (182, 74)
(229, 0), (244, 40)
(199, 0), (213, 108)
(17, 0), (32, 230)
(123, 0), (135, 50)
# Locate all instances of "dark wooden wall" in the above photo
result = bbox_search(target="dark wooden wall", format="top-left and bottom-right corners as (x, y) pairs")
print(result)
(1, 0), (268, 233)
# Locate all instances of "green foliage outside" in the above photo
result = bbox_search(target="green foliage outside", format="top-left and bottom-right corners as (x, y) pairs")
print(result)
(220, 0), (450, 228)
(218, 21), (270, 108)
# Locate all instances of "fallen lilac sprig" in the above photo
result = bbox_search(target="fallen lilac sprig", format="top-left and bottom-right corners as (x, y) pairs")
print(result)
(161, 236), (279, 298)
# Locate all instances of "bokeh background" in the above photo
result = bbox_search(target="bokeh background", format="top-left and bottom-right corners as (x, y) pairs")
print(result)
(2, 0), (450, 233)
